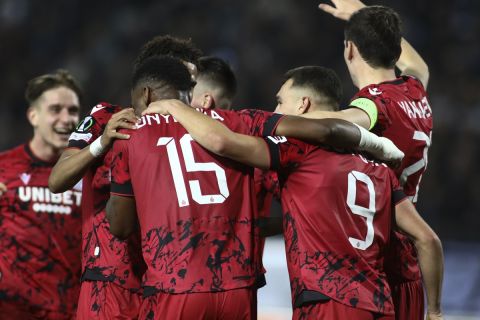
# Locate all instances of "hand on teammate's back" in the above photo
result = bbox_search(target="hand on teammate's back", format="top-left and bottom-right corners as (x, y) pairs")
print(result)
(100, 108), (138, 148)
(142, 99), (185, 116)
(0, 182), (6, 197)
(318, 0), (366, 21)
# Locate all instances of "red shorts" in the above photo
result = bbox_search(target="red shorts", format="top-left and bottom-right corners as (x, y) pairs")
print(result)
(293, 300), (395, 320)
(76, 280), (141, 320)
(390, 279), (424, 320)
(140, 287), (257, 320)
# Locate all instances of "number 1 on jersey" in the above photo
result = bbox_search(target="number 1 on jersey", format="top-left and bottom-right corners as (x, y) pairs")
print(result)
(157, 134), (230, 207)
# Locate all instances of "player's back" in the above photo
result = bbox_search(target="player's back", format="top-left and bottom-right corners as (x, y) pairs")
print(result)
(272, 139), (402, 315)
(353, 76), (432, 202)
(112, 109), (262, 294)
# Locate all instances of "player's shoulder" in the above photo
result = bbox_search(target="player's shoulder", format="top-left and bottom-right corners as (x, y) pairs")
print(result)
(87, 102), (122, 118)
(0, 144), (26, 161)
(78, 102), (123, 130)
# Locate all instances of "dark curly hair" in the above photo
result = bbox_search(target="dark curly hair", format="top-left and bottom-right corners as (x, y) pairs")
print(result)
(133, 35), (203, 72)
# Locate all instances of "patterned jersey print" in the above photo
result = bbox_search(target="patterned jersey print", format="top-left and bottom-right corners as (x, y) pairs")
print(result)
(268, 137), (407, 315)
(111, 108), (281, 294)
(0, 144), (82, 315)
(68, 102), (145, 290)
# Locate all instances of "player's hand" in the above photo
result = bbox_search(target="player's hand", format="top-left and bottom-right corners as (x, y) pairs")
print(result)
(0, 182), (7, 197)
(318, 0), (366, 21)
(100, 108), (137, 148)
(143, 99), (186, 116)
(426, 310), (443, 320)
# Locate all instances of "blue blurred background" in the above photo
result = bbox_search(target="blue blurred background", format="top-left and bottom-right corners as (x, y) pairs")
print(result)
(0, 0), (478, 317)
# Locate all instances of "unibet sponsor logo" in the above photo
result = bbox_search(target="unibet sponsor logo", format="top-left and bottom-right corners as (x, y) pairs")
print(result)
(76, 116), (94, 132)
(18, 186), (81, 215)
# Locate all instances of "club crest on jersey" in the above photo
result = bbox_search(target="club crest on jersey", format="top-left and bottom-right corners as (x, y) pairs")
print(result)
(76, 116), (94, 132)
(19, 173), (31, 185)
(368, 87), (382, 96)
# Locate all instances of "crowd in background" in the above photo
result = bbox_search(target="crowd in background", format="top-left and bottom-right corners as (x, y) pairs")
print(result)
(0, 0), (479, 241)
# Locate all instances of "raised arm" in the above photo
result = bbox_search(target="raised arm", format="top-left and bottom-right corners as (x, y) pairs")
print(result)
(48, 108), (137, 193)
(396, 38), (429, 88)
(318, 0), (429, 88)
(395, 200), (444, 320)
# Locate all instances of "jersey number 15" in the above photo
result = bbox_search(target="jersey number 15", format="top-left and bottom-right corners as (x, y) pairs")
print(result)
(158, 134), (230, 207)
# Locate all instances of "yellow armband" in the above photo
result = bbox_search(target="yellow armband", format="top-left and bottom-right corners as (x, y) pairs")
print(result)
(350, 98), (378, 130)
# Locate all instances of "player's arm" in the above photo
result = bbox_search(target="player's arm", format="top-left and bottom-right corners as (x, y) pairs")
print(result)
(144, 100), (403, 165)
(395, 199), (444, 319)
(146, 99), (271, 169)
(0, 182), (6, 197)
(396, 38), (430, 89)
(48, 108), (137, 193)
(318, 0), (429, 88)
(274, 115), (403, 164)
(299, 108), (371, 130)
(106, 195), (137, 240)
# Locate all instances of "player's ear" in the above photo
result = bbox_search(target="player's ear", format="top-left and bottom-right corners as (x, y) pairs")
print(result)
(143, 86), (152, 105)
(298, 97), (311, 115)
(202, 94), (215, 109)
(346, 40), (355, 61)
(27, 106), (38, 127)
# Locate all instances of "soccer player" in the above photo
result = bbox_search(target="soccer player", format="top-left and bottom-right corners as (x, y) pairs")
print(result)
(0, 70), (83, 319)
(302, 1), (436, 318)
(147, 99), (443, 320)
(107, 55), (403, 319)
(48, 35), (203, 319)
(190, 56), (237, 110)
(259, 65), (344, 232)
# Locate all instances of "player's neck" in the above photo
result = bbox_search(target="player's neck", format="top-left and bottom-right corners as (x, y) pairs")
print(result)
(29, 135), (61, 162)
(355, 65), (397, 90)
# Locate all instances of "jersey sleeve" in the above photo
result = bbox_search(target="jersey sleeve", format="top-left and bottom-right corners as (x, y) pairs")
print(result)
(349, 87), (392, 131)
(389, 169), (408, 205)
(236, 109), (284, 137)
(264, 136), (312, 171)
(68, 103), (119, 149)
(110, 139), (133, 197)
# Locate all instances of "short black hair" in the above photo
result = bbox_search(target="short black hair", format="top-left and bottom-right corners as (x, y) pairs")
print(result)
(133, 35), (203, 71)
(197, 56), (237, 101)
(25, 69), (83, 105)
(132, 56), (195, 92)
(285, 66), (342, 109)
(345, 6), (402, 69)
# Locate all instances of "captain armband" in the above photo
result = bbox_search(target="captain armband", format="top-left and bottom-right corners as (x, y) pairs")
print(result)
(350, 98), (378, 130)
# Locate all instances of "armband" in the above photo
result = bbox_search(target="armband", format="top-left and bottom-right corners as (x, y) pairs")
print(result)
(350, 98), (378, 130)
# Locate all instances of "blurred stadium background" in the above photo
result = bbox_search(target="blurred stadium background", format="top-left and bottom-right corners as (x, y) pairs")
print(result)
(0, 0), (478, 318)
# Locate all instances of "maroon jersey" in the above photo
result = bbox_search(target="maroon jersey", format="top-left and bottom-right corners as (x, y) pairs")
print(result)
(254, 169), (281, 218)
(351, 76), (432, 203)
(68, 103), (144, 290)
(267, 137), (407, 315)
(351, 76), (432, 283)
(0, 144), (82, 315)
(111, 108), (280, 294)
